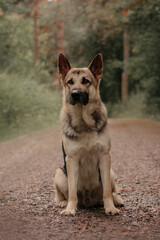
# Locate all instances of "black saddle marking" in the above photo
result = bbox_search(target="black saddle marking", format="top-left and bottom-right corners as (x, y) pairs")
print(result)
(97, 120), (107, 134)
(61, 141), (67, 176)
(98, 168), (101, 182)
(64, 132), (78, 140)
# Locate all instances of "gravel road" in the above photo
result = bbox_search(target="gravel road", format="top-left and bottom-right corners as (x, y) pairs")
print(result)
(0, 119), (160, 240)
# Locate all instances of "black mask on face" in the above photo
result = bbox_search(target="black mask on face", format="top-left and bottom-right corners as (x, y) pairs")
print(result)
(70, 90), (89, 105)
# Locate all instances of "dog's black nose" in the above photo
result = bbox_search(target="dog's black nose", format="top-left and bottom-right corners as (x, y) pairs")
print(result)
(71, 90), (81, 100)
(70, 90), (88, 105)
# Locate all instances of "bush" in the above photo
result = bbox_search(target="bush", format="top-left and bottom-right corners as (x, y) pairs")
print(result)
(0, 72), (62, 141)
(107, 92), (160, 120)
(0, 15), (34, 74)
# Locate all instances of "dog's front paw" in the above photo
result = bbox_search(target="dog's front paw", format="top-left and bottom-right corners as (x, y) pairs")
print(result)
(61, 207), (76, 216)
(105, 206), (120, 215)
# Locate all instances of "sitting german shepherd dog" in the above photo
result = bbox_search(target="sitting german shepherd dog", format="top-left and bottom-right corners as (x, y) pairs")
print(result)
(54, 53), (124, 216)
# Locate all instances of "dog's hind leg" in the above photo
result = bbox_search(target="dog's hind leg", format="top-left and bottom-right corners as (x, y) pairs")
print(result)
(54, 168), (68, 208)
(112, 191), (124, 207)
(110, 169), (124, 207)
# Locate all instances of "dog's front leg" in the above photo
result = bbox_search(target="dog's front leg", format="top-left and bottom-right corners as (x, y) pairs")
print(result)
(61, 156), (78, 216)
(100, 153), (120, 215)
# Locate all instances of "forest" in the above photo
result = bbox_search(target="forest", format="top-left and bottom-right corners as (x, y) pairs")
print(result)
(0, 0), (160, 140)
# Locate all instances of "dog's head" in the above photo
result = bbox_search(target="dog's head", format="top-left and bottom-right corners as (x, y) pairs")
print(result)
(58, 53), (103, 105)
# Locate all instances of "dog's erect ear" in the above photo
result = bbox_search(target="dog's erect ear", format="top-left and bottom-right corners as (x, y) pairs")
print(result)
(88, 53), (103, 81)
(58, 53), (71, 79)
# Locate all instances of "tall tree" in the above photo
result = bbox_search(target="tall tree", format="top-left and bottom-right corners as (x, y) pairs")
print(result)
(34, 0), (40, 61)
(121, 10), (130, 101)
(56, 0), (64, 54)
(55, 0), (64, 89)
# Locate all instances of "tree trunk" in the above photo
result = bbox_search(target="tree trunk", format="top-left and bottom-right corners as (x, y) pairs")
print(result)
(56, 0), (64, 55)
(34, 0), (40, 62)
(56, 0), (64, 89)
(121, 27), (129, 101)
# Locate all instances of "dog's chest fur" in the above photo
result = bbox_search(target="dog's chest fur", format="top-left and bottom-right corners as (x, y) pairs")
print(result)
(77, 150), (102, 206)
(61, 102), (110, 206)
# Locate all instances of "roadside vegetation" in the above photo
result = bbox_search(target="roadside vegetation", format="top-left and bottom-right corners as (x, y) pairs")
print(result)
(0, 72), (61, 141)
(0, 0), (159, 141)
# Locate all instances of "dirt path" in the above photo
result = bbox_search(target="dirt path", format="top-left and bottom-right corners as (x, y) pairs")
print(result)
(0, 119), (160, 240)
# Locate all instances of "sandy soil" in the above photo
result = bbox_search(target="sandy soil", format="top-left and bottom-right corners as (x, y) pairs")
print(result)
(0, 119), (160, 240)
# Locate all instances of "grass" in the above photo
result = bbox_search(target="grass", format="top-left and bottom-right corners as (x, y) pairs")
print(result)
(0, 72), (62, 142)
(107, 93), (160, 122)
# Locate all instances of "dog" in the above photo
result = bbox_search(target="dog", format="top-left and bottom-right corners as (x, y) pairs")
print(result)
(54, 53), (124, 216)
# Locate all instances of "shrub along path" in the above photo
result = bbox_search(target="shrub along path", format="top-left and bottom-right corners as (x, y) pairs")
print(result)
(0, 120), (160, 240)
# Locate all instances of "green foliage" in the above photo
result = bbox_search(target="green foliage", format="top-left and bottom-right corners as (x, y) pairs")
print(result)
(0, 15), (34, 74)
(108, 93), (146, 119)
(0, 0), (14, 12)
(128, 0), (160, 114)
(107, 92), (160, 121)
(0, 72), (61, 141)
(0, 0), (160, 141)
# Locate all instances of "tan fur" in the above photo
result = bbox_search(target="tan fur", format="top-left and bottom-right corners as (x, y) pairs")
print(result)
(54, 53), (124, 216)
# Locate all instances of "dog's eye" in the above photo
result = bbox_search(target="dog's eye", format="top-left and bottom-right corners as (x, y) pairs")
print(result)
(67, 79), (74, 85)
(82, 77), (90, 85)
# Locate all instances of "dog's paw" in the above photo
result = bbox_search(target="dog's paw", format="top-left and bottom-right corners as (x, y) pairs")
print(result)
(105, 206), (120, 215)
(113, 193), (124, 207)
(60, 207), (76, 216)
(58, 200), (68, 208)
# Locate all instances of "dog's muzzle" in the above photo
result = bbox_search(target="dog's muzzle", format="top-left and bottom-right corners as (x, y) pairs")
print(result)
(70, 90), (89, 105)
